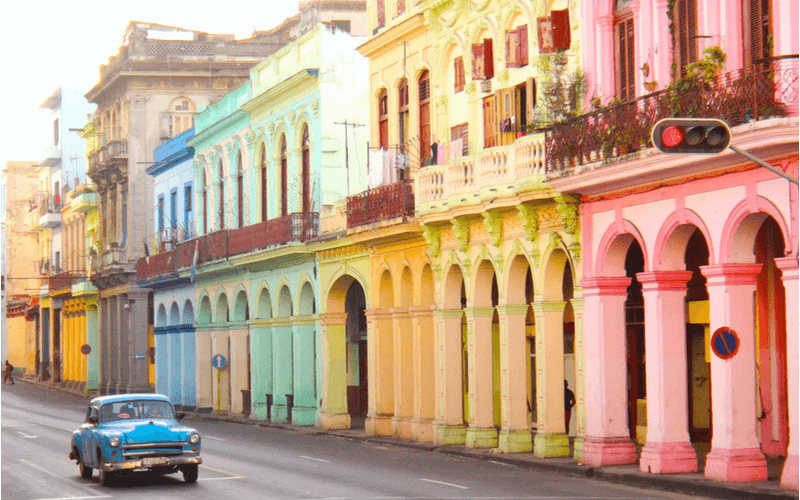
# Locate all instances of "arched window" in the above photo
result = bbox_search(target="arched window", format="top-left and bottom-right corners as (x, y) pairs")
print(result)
(614, 0), (635, 101)
(378, 90), (389, 149)
(218, 162), (225, 230)
(673, 0), (698, 78)
(260, 144), (268, 222)
(280, 135), (288, 217)
(167, 97), (196, 137)
(237, 152), (244, 228)
(301, 125), (311, 213)
(418, 70), (431, 164)
(202, 169), (208, 235)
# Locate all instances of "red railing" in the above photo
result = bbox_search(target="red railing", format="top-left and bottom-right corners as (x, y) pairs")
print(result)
(136, 250), (177, 280)
(546, 55), (799, 174)
(346, 180), (415, 228)
(49, 271), (76, 292)
(229, 213), (320, 255)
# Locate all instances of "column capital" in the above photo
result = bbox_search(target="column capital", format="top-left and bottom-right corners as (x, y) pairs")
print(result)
(495, 304), (529, 316)
(435, 308), (465, 319)
(700, 264), (762, 286)
(581, 277), (631, 296)
(319, 312), (347, 326)
(596, 14), (614, 32)
(389, 307), (413, 320)
(531, 301), (566, 313)
(464, 306), (495, 318)
(774, 257), (799, 278)
(409, 305), (436, 315)
(365, 309), (393, 321)
(637, 271), (693, 290)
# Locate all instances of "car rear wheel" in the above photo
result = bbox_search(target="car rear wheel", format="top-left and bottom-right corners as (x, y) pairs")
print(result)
(79, 461), (93, 479)
(182, 464), (198, 484)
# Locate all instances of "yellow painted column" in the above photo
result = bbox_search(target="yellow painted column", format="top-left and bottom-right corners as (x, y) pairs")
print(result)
(434, 309), (466, 445)
(391, 308), (413, 439)
(318, 313), (351, 430)
(411, 305), (435, 442)
(465, 307), (498, 448)
(532, 301), (569, 458)
(366, 309), (394, 436)
(497, 304), (532, 452)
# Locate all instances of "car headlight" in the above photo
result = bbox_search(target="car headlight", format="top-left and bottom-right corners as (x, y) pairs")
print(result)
(109, 436), (121, 448)
(188, 432), (200, 444)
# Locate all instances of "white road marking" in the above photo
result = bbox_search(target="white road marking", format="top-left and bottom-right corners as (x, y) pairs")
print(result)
(18, 431), (39, 438)
(20, 459), (63, 478)
(420, 478), (469, 489)
(204, 435), (227, 441)
(33, 496), (111, 500)
(197, 476), (243, 481)
(299, 455), (330, 462)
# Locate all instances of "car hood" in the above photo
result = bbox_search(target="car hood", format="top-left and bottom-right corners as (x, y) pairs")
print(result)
(102, 420), (196, 444)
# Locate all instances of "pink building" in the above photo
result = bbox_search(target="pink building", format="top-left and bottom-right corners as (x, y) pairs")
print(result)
(548, 0), (797, 489)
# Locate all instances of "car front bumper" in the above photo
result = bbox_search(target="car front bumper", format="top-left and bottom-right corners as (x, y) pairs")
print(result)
(100, 455), (202, 472)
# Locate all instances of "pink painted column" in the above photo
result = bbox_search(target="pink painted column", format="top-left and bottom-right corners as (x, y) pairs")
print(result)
(580, 278), (637, 466)
(701, 264), (767, 482)
(775, 257), (798, 490)
(638, 271), (698, 474)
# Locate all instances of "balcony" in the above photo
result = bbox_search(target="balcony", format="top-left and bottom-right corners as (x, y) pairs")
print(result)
(416, 132), (547, 209)
(40, 145), (62, 168)
(546, 56), (799, 177)
(346, 181), (415, 228)
(70, 184), (98, 213)
(92, 247), (127, 275)
(49, 271), (79, 294)
(228, 212), (320, 256)
(136, 249), (177, 280)
(34, 192), (64, 229)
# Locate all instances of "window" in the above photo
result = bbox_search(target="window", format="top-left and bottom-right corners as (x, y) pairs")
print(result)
(745, 0), (772, 69)
(481, 79), (535, 148)
(170, 189), (177, 229)
(483, 95), (498, 148)
(218, 163), (225, 230)
(237, 153), (244, 228)
(158, 195), (165, 233)
(674, 0), (698, 78)
(396, 0), (405, 16)
(184, 183), (192, 235)
(454, 56), (465, 93)
(280, 135), (288, 217)
(419, 70), (431, 164)
(301, 126), (311, 213)
(55, 251), (61, 274)
(202, 171), (208, 234)
(472, 38), (494, 80)
(378, 90), (389, 148)
(537, 9), (571, 53)
(331, 20), (351, 33)
(184, 184), (192, 211)
(53, 118), (59, 147)
(377, 0), (385, 28)
(506, 25), (529, 68)
(260, 145), (268, 222)
(166, 97), (195, 138)
(451, 123), (469, 157)
(615, 9), (635, 101)
(398, 79), (409, 150)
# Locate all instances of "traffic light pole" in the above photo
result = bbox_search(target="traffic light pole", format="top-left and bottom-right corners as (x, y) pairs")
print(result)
(728, 145), (799, 185)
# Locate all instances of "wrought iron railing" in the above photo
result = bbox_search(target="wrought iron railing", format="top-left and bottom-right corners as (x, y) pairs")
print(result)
(346, 180), (414, 228)
(546, 56), (798, 174)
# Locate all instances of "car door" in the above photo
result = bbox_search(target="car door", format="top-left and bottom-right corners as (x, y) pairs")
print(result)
(80, 405), (99, 466)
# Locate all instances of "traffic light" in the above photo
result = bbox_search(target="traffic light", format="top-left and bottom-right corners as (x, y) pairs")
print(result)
(651, 118), (731, 154)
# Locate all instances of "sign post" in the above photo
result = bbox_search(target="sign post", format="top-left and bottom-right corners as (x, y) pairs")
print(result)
(212, 354), (227, 413)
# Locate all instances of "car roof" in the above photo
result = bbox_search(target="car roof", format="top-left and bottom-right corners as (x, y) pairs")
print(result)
(89, 393), (172, 406)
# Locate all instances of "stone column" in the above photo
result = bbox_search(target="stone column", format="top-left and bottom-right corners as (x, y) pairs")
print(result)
(292, 316), (317, 426)
(775, 257), (798, 490)
(194, 325), (213, 413)
(434, 309), (466, 445)
(86, 300), (98, 392)
(272, 317), (293, 422)
(126, 290), (150, 393)
(250, 319), (273, 421)
(109, 295), (120, 393)
(154, 327), (168, 396)
(532, 301), (569, 458)
(229, 324), (249, 416)
(392, 307), (413, 439)
(366, 309), (394, 436)
(410, 305), (435, 442)
(701, 264), (767, 482)
(571, 297), (587, 462)
(638, 271), (697, 474)
(98, 297), (110, 394)
(317, 313), (350, 429)
(179, 325), (197, 410)
(497, 304), (532, 452)
(580, 278), (637, 466)
(465, 307), (497, 448)
(211, 326), (232, 414)
(168, 326), (181, 404)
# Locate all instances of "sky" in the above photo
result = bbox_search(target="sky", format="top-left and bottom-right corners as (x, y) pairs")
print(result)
(0, 0), (301, 169)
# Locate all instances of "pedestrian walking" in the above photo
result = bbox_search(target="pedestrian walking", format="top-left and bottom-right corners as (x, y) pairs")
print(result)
(564, 380), (575, 433)
(3, 360), (15, 385)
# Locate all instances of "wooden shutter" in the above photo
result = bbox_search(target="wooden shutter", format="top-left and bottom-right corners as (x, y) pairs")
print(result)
(518, 25), (529, 66)
(484, 38), (494, 79)
(506, 29), (518, 68)
(454, 56), (464, 92)
(746, 0), (771, 68)
(499, 88), (515, 146)
(552, 9), (571, 50)
(419, 71), (431, 163)
(615, 16), (635, 101)
(538, 17), (554, 54)
(483, 95), (498, 148)
(397, 0), (405, 16)
(675, 0), (697, 77)
(377, 0), (385, 27)
(526, 77), (536, 125)
(472, 43), (485, 80)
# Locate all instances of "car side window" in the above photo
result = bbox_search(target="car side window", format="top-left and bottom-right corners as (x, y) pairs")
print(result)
(88, 406), (99, 422)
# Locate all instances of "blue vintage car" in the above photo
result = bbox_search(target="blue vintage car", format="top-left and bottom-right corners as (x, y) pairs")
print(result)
(69, 393), (202, 486)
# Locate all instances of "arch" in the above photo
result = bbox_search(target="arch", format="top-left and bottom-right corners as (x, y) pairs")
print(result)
(182, 300), (195, 325)
(215, 291), (229, 323)
(506, 252), (533, 305)
(233, 289), (249, 322)
(596, 220), (650, 276)
(442, 263), (465, 310)
(654, 209), (715, 270)
(156, 304), (168, 328)
(169, 302), (180, 326)
(197, 294), (212, 324)
(399, 266), (413, 307)
(474, 259), (498, 307)
(722, 197), (791, 263)
(277, 285), (293, 318)
(378, 268), (394, 309)
(298, 281), (316, 316)
(419, 264), (435, 306)
(257, 285), (273, 319)
(539, 244), (572, 302)
(326, 272), (369, 314)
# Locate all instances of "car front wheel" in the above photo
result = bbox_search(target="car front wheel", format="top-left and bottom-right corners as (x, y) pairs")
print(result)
(182, 464), (198, 484)
(79, 461), (93, 479)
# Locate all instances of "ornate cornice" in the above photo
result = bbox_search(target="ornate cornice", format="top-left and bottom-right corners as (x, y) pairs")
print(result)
(451, 217), (470, 253)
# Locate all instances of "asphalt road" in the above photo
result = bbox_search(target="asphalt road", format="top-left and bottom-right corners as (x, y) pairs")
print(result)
(1, 382), (712, 500)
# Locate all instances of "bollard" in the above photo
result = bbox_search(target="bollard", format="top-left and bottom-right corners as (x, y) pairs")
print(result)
(286, 394), (294, 422)
(266, 393), (273, 421)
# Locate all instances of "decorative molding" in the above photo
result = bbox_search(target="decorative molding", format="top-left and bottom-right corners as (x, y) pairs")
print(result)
(555, 194), (579, 236)
(310, 98), (320, 118)
(517, 204), (539, 241)
(422, 224), (442, 259)
(482, 210), (503, 248)
(452, 217), (470, 253)
(245, 131), (257, 152)
(287, 109), (297, 127)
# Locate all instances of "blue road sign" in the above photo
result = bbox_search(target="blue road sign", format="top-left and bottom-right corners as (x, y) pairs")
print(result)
(212, 354), (227, 370)
(711, 327), (740, 359)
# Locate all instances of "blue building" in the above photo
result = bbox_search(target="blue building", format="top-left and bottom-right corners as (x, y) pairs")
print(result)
(138, 129), (196, 409)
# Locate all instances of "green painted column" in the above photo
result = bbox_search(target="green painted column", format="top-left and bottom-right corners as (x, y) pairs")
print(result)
(85, 302), (99, 392)
(292, 318), (318, 425)
(272, 319), (293, 422)
(317, 313), (350, 429)
(532, 301), (569, 458)
(249, 320), (273, 421)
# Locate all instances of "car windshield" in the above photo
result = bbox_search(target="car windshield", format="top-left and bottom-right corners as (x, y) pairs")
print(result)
(99, 400), (175, 422)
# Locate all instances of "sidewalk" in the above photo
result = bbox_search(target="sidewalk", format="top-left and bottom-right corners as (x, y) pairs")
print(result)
(19, 376), (797, 500)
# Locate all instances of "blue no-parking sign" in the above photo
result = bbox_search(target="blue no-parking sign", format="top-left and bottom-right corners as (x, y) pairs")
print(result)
(212, 354), (227, 370)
